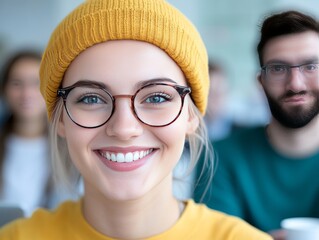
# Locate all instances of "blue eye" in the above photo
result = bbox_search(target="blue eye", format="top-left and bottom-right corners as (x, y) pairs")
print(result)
(78, 94), (105, 105)
(145, 93), (171, 104)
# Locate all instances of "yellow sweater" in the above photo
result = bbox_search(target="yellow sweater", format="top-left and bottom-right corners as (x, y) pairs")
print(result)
(0, 199), (272, 240)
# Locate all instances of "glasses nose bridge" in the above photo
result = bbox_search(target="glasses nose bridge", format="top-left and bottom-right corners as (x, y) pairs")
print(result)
(286, 65), (304, 79)
(290, 64), (305, 73)
(113, 94), (135, 106)
(285, 65), (308, 87)
(112, 94), (137, 117)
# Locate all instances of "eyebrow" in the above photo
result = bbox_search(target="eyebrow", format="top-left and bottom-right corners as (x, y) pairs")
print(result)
(135, 78), (177, 89)
(64, 80), (107, 89)
(65, 78), (178, 91)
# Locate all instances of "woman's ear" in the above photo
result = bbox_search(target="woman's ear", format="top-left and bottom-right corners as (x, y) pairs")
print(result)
(186, 110), (199, 134)
(57, 115), (66, 138)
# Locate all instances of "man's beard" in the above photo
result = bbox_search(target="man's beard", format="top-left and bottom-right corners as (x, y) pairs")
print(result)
(264, 90), (319, 129)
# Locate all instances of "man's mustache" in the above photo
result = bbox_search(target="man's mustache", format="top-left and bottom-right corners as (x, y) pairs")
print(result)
(280, 90), (307, 100)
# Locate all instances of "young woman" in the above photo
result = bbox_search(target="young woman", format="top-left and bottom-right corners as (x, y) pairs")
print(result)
(0, 1), (272, 239)
(0, 50), (52, 216)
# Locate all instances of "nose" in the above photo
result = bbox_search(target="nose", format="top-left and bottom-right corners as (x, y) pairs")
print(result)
(286, 67), (307, 93)
(105, 98), (143, 140)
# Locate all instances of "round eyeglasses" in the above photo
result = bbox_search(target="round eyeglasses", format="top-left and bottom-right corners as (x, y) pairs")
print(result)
(57, 82), (191, 128)
(261, 62), (319, 82)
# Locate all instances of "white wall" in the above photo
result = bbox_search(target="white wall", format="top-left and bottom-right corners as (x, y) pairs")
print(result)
(0, 0), (82, 55)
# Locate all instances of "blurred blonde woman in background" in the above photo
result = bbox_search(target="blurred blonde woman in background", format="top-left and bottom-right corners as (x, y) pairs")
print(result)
(0, 50), (52, 216)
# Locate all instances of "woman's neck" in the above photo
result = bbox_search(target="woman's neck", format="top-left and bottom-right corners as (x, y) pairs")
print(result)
(82, 176), (182, 239)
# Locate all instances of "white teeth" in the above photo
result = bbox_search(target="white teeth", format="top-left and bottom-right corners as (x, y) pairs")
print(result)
(100, 149), (153, 163)
(125, 152), (133, 162)
(133, 152), (139, 161)
(111, 153), (116, 162)
(117, 153), (125, 163)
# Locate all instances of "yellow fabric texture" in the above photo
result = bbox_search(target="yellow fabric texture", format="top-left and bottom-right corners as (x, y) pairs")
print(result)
(0, 199), (272, 240)
(39, 0), (209, 119)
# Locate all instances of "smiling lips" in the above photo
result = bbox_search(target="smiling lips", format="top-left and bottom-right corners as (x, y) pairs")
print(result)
(98, 148), (155, 172)
(99, 149), (154, 163)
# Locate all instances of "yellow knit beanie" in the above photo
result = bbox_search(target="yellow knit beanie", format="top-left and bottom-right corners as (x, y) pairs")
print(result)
(40, 0), (209, 119)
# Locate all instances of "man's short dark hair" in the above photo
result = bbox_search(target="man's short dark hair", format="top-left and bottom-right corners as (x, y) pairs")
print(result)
(257, 10), (319, 66)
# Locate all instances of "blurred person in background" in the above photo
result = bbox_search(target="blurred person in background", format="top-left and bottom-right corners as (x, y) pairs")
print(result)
(0, 50), (57, 216)
(194, 10), (319, 240)
(205, 61), (234, 141)
(173, 61), (234, 202)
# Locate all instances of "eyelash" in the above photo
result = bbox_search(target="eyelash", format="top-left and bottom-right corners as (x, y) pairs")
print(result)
(144, 92), (172, 104)
(77, 93), (107, 104)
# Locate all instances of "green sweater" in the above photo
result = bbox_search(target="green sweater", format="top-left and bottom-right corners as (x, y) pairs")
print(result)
(194, 126), (319, 232)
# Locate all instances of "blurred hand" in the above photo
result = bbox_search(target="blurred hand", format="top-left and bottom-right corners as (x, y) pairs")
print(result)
(269, 229), (286, 240)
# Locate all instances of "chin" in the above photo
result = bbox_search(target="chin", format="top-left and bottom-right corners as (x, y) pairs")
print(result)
(92, 177), (151, 202)
(103, 187), (147, 202)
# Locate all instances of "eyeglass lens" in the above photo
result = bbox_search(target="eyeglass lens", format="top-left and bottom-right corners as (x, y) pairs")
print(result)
(63, 84), (186, 128)
(263, 63), (319, 82)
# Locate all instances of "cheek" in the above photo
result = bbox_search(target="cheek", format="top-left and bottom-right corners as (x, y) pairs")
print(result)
(155, 125), (185, 144)
(61, 112), (97, 163)
(310, 81), (319, 91)
(152, 110), (189, 157)
(5, 88), (19, 103)
(64, 127), (99, 179)
(263, 84), (280, 98)
(34, 90), (46, 102)
(153, 126), (186, 171)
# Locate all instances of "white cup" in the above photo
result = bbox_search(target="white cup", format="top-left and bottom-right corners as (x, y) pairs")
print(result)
(281, 217), (319, 240)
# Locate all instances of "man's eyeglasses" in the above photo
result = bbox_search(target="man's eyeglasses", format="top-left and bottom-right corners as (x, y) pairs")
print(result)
(57, 82), (191, 128)
(261, 62), (319, 82)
